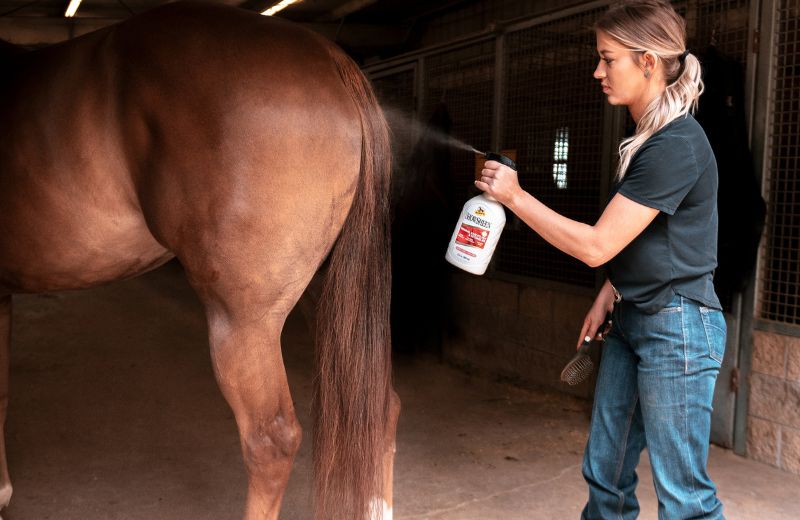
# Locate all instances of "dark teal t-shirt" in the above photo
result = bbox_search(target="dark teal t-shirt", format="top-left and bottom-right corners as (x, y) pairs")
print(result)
(606, 114), (721, 313)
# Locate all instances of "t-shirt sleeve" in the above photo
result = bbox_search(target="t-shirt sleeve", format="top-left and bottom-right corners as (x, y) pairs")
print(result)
(616, 133), (699, 215)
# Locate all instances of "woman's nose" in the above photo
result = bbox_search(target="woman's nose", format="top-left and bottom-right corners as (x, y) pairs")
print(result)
(593, 61), (605, 79)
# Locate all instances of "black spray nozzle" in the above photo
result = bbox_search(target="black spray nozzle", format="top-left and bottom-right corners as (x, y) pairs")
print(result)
(484, 152), (517, 171)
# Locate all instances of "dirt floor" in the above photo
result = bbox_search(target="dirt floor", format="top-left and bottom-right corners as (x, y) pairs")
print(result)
(3, 261), (798, 519)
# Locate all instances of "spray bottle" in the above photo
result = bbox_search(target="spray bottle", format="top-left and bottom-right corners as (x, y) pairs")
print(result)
(445, 152), (516, 275)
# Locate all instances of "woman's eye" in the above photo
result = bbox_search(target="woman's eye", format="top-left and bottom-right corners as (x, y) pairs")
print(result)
(603, 58), (614, 65)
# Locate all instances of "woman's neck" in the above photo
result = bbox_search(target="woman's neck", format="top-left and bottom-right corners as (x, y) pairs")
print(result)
(629, 84), (666, 124)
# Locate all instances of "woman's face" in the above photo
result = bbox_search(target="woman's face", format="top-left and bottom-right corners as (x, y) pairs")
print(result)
(593, 30), (652, 114)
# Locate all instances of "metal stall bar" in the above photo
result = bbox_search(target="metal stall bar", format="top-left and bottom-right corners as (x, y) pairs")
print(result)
(756, 0), (800, 331)
(494, 5), (609, 286)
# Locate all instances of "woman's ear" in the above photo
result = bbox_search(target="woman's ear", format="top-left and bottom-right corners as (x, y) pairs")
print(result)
(640, 51), (658, 76)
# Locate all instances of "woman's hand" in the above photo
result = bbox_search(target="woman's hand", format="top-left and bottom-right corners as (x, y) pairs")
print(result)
(577, 280), (616, 350)
(475, 160), (524, 206)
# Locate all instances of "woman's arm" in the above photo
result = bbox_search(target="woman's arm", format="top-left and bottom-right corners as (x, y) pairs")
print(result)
(476, 160), (659, 267)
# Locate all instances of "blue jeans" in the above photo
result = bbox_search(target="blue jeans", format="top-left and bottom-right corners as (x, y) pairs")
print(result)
(581, 295), (726, 520)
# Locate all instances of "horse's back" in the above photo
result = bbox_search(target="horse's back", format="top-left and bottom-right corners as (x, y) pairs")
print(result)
(0, 2), (362, 295)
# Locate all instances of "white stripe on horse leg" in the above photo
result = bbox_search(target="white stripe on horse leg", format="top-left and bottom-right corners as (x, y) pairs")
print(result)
(370, 497), (392, 520)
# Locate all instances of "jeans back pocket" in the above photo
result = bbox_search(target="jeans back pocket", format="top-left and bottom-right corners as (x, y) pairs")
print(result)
(700, 307), (726, 363)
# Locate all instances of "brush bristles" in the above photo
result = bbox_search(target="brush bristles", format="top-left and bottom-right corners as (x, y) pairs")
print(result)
(560, 355), (594, 386)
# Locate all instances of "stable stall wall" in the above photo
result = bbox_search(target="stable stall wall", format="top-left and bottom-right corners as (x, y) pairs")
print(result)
(741, 0), (800, 475)
(370, 1), (631, 399)
(747, 332), (800, 474)
(372, 1), (615, 400)
(443, 274), (595, 396)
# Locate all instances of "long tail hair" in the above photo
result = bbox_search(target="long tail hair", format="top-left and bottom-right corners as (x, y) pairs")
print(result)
(313, 44), (392, 520)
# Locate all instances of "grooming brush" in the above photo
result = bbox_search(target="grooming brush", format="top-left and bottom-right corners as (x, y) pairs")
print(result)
(560, 313), (612, 386)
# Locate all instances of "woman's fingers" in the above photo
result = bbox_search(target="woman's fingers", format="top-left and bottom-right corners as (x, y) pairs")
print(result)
(577, 320), (592, 349)
(592, 313), (613, 341)
(578, 310), (612, 350)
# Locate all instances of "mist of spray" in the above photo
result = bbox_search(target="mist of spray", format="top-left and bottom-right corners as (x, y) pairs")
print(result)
(381, 106), (485, 156)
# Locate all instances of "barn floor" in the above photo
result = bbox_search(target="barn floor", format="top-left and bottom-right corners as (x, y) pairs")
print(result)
(3, 261), (798, 520)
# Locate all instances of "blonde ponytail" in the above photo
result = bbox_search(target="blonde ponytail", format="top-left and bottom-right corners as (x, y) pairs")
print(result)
(595, 0), (704, 180)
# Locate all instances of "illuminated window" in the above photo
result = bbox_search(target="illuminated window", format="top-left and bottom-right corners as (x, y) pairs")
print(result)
(552, 127), (569, 189)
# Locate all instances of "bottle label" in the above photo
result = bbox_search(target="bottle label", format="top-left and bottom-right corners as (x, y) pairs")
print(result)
(455, 223), (489, 249)
(446, 196), (506, 275)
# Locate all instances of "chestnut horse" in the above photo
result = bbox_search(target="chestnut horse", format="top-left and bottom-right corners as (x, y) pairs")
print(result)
(0, 2), (399, 519)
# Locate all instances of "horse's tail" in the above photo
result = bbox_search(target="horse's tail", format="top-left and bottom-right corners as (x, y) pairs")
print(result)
(313, 45), (392, 520)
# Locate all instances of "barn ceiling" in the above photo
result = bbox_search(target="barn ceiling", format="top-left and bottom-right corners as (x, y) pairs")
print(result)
(0, 0), (470, 58)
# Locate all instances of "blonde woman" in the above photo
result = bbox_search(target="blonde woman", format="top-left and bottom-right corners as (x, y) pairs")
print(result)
(476, 1), (725, 518)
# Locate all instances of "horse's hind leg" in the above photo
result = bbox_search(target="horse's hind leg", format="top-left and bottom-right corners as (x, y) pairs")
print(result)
(192, 278), (304, 520)
(175, 225), (327, 520)
(0, 295), (12, 512)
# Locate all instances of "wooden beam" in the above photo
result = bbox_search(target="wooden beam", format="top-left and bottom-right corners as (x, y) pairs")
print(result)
(0, 16), (120, 45)
(317, 0), (377, 21)
(301, 21), (408, 48)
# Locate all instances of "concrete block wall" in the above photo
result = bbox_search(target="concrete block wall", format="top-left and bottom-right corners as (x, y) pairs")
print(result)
(442, 271), (595, 398)
(747, 330), (800, 475)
